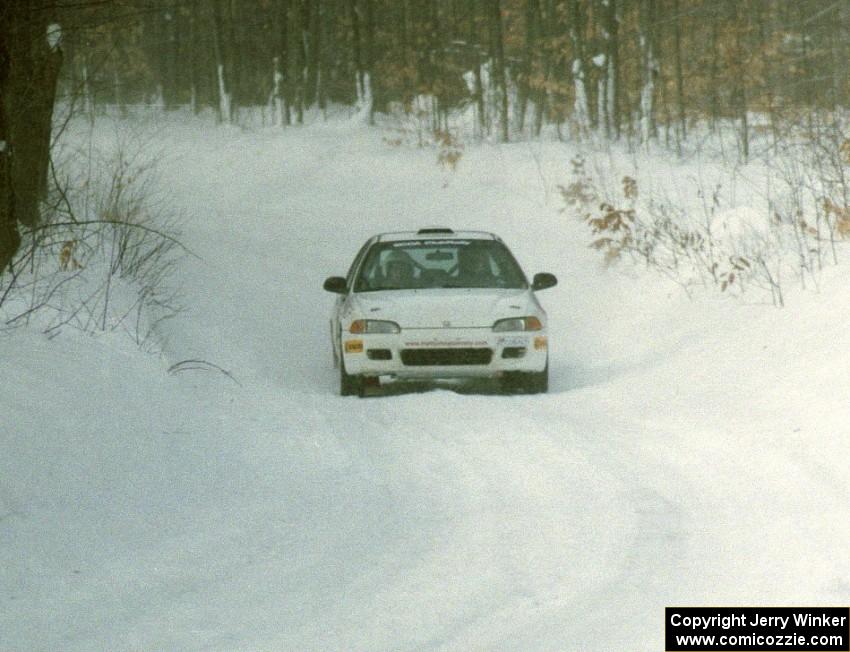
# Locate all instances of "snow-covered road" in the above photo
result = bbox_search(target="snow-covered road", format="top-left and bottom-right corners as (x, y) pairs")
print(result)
(3, 115), (850, 651)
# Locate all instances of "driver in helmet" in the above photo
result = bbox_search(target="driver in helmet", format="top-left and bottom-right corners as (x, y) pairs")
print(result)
(456, 246), (496, 287)
(383, 251), (416, 288)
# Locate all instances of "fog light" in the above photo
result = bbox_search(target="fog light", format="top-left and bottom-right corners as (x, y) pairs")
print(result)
(533, 336), (547, 350)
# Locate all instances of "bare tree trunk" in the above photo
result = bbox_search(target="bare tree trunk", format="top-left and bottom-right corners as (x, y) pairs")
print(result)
(319, 0), (332, 112)
(161, 0), (180, 110)
(673, 0), (686, 155)
(294, 0), (306, 123)
(189, 0), (201, 114)
(568, 0), (590, 135)
(427, 0), (441, 132)
(730, 0), (747, 161)
(363, 0), (377, 121)
(306, 0), (321, 110)
(212, 0), (232, 123)
(709, 11), (719, 132)
(638, 0), (657, 144)
(489, 0), (509, 142)
(1, 0), (62, 271)
(596, 0), (609, 138)
(278, 0), (293, 125)
(656, 0), (670, 148)
(398, 0), (412, 108)
(548, 0), (570, 137)
(763, 2), (780, 145)
(834, 2), (850, 109)
(517, 0), (537, 134)
(348, 0), (364, 108)
(227, 0), (242, 120)
(605, 0), (620, 139)
(0, 10), (19, 272)
(8, 0), (63, 227)
(533, 0), (550, 137)
(468, 0), (486, 137)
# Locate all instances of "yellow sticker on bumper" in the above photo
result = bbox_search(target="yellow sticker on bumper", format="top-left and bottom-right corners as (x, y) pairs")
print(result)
(344, 339), (364, 353)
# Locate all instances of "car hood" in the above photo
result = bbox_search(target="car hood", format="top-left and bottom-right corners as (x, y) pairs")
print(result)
(351, 288), (540, 329)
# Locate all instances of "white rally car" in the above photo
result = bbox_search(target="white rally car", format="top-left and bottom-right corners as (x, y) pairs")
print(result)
(323, 228), (557, 396)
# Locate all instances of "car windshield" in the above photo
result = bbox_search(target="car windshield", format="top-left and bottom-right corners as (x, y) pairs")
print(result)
(353, 239), (527, 292)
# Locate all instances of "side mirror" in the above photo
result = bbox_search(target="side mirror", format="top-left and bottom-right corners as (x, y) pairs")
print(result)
(323, 276), (348, 294)
(531, 272), (557, 291)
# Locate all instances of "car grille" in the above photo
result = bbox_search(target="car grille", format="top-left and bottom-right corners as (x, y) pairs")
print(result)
(400, 348), (493, 366)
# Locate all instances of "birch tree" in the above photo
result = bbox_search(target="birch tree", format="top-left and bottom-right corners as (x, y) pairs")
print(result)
(211, 0), (233, 123)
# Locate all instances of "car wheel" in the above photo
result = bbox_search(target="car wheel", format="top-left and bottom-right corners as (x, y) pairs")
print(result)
(331, 323), (339, 368)
(526, 362), (549, 394)
(500, 362), (548, 395)
(339, 358), (362, 396)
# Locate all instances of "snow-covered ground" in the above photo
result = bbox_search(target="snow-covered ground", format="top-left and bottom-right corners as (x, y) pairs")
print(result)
(2, 114), (850, 651)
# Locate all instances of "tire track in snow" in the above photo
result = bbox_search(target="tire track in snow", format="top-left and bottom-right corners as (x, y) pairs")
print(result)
(146, 119), (695, 649)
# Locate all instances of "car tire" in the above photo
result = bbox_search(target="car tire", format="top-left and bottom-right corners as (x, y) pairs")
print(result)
(339, 358), (362, 397)
(526, 362), (549, 394)
(500, 361), (548, 395)
(331, 323), (340, 369)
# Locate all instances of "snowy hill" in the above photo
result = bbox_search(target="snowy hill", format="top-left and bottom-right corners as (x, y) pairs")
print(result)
(2, 115), (850, 651)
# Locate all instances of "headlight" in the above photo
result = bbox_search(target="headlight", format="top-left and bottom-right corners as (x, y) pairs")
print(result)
(492, 316), (543, 332)
(349, 319), (401, 334)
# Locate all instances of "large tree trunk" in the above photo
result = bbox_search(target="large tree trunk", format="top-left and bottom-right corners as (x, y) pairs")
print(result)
(0, 14), (19, 273)
(0, 0), (62, 272)
(7, 0), (63, 229)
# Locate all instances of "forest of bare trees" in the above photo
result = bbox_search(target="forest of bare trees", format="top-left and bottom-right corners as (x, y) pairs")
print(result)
(52, 0), (850, 136)
(3, 0), (850, 274)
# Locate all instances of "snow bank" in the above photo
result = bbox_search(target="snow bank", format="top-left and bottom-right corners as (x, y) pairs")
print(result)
(3, 115), (850, 651)
(710, 205), (772, 246)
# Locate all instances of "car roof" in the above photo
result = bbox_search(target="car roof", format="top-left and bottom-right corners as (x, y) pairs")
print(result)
(376, 229), (499, 243)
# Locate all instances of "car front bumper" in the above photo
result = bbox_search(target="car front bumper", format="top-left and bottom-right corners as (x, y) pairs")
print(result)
(341, 328), (548, 379)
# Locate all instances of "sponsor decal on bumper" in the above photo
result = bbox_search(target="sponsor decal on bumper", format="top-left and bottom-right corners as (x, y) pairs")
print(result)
(403, 339), (488, 347)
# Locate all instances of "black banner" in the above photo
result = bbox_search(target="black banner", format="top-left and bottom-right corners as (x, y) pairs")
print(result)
(665, 607), (850, 651)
